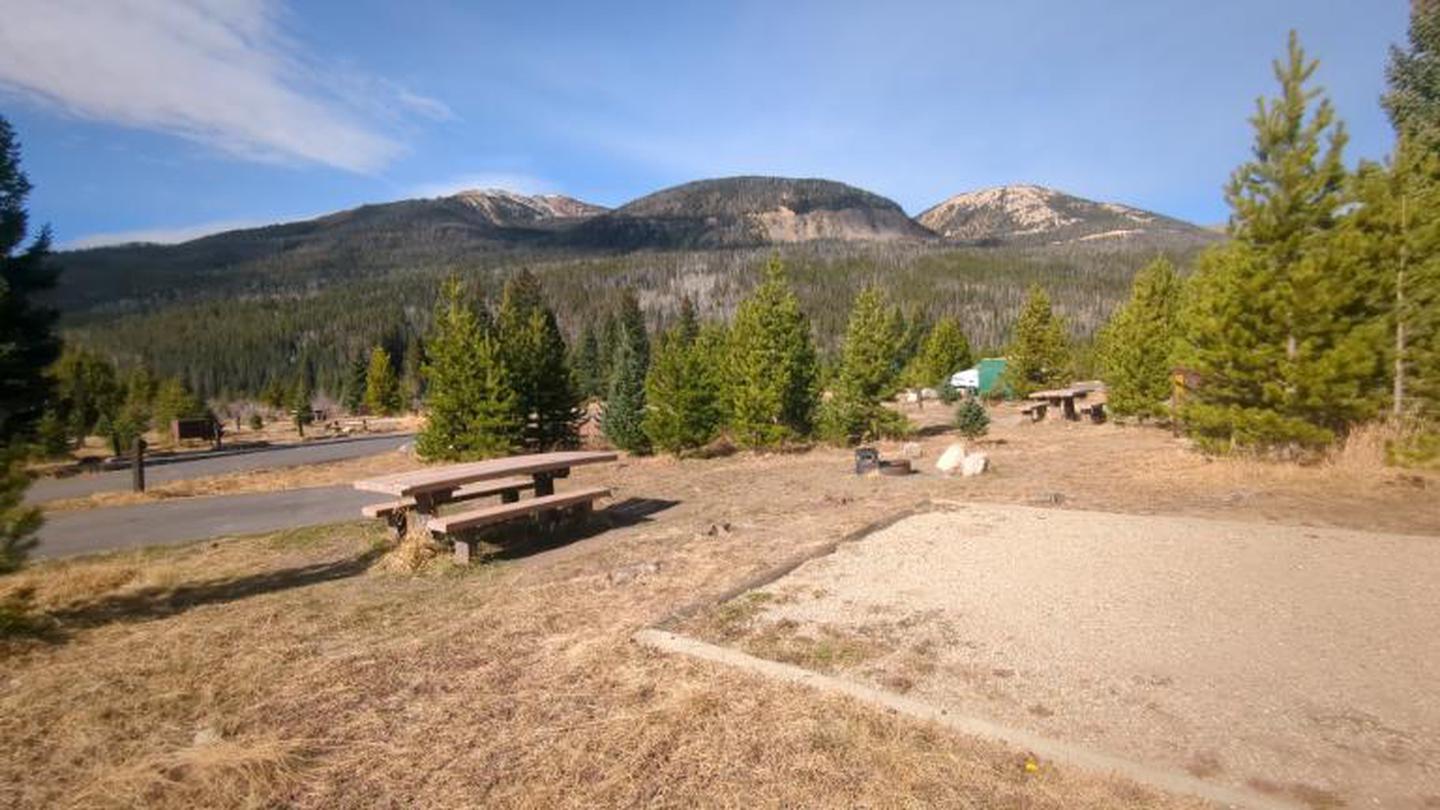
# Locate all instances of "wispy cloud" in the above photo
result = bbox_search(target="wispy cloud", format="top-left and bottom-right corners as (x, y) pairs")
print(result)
(0, 0), (449, 172)
(64, 217), (280, 249)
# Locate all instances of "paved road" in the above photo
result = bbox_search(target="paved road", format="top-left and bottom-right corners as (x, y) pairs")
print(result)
(27, 433), (412, 504)
(35, 485), (378, 558)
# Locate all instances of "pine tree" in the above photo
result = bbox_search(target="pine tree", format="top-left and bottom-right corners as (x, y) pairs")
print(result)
(674, 295), (700, 344)
(727, 256), (819, 447)
(290, 377), (314, 437)
(643, 305), (722, 455)
(342, 355), (367, 414)
(911, 317), (974, 390)
(1179, 32), (1386, 452)
(1374, 1), (1440, 429)
(498, 270), (582, 449)
(954, 398), (991, 440)
(0, 115), (55, 572)
(1002, 284), (1071, 397)
(821, 286), (909, 444)
(417, 280), (522, 460)
(261, 378), (288, 411)
(151, 376), (209, 430)
(598, 314), (622, 394)
(617, 288), (651, 369)
(574, 323), (603, 399)
(401, 338), (424, 409)
(0, 118), (58, 446)
(364, 346), (402, 416)
(1384, 0), (1440, 155)
(1097, 257), (1184, 419)
(601, 333), (650, 453)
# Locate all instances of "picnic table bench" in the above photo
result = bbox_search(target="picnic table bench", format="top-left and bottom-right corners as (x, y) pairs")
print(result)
(1026, 384), (1107, 424)
(353, 450), (618, 563)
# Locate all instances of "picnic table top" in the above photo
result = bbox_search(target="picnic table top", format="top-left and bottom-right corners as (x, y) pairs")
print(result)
(353, 450), (618, 498)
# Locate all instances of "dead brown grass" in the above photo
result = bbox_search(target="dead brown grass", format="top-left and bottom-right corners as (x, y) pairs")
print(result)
(4, 412), (1434, 808)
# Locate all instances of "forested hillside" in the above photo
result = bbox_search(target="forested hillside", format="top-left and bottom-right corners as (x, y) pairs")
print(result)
(59, 240), (1203, 400)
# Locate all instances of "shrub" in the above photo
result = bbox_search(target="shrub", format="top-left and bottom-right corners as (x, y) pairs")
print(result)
(955, 398), (990, 440)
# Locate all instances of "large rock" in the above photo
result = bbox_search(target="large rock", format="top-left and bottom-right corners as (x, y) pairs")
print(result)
(960, 452), (989, 477)
(936, 443), (967, 475)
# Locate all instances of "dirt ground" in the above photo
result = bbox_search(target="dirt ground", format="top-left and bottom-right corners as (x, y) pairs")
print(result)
(686, 505), (1440, 808)
(1, 404), (1436, 808)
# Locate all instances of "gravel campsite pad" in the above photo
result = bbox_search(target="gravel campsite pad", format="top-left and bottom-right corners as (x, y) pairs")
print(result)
(690, 505), (1440, 808)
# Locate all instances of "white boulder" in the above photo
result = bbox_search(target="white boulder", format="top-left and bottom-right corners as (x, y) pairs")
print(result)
(960, 452), (989, 477)
(936, 442), (989, 477)
(936, 443), (967, 475)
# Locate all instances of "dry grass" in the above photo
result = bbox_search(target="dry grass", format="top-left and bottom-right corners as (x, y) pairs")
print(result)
(4, 411), (1435, 808)
(39, 449), (425, 513)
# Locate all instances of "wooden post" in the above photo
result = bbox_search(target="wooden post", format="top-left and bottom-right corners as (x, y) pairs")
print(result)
(534, 472), (556, 497)
(132, 437), (147, 492)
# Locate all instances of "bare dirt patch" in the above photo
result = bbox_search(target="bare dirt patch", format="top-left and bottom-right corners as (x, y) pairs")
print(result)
(685, 505), (1440, 807)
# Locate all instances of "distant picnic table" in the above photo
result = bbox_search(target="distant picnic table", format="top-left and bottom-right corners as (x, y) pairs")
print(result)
(353, 450), (617, 563)
(1022, 382), (1107, 423)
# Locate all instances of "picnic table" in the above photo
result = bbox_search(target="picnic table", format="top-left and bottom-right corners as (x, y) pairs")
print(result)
(1023, 383), (1107, 423)
(354, 450), (618, 563)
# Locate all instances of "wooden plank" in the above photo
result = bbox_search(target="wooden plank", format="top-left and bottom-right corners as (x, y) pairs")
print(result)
(427, 487), (610, 535)
(353, 451), (618, 498)
(360, 476), (534, 519)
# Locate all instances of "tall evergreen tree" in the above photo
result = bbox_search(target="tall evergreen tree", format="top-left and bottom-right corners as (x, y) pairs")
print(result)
(616, 288), (651, 370)
(151, 376), (209, 430)
(643, 304), (721, 455)
(727, 256), (819, 447)
(401, 337), (425, 409)
(342, 355), (367, 414)
(598, 313), (622, 394)
(910, 317), (974, 390)
(417, 280), (522, 460)
(1374, 1), (1440, 422)
(364, 346), (402, 416)
(0, 118), (56, 444)
(821, 287), (908, 444)
(1097, 257), (1184, 419)
(1179, 32), (1386, 451)
(573, 323), (603, 399)
(289, 377), (314, 436)
(601, 333), (650, 453)
(1002, 284), (1071, 396)
(0, 118), (54, 572)
(498, 270), (582, 449)
(1384, 0), (1440, 155)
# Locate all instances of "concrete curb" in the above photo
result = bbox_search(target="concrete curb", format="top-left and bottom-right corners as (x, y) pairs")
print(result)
(634, 627), (1296, 810)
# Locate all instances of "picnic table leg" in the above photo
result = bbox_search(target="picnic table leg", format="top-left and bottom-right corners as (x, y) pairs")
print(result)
(386, 509), (408, 541)
(533, 471), (556, 497)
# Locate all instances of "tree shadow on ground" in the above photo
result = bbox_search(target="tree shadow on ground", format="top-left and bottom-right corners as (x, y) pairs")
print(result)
(481, 497), (681, 563)
(40, 543), (388, 634)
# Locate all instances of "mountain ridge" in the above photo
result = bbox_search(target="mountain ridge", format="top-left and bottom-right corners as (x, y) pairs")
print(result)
(918, 184), (1218, 247)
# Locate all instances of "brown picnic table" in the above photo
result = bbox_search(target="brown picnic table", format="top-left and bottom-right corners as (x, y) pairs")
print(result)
(353, 450), (618, 563)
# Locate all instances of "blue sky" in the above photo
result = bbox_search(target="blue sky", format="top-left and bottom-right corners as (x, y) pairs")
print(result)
(0, 0), (1411, 248)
